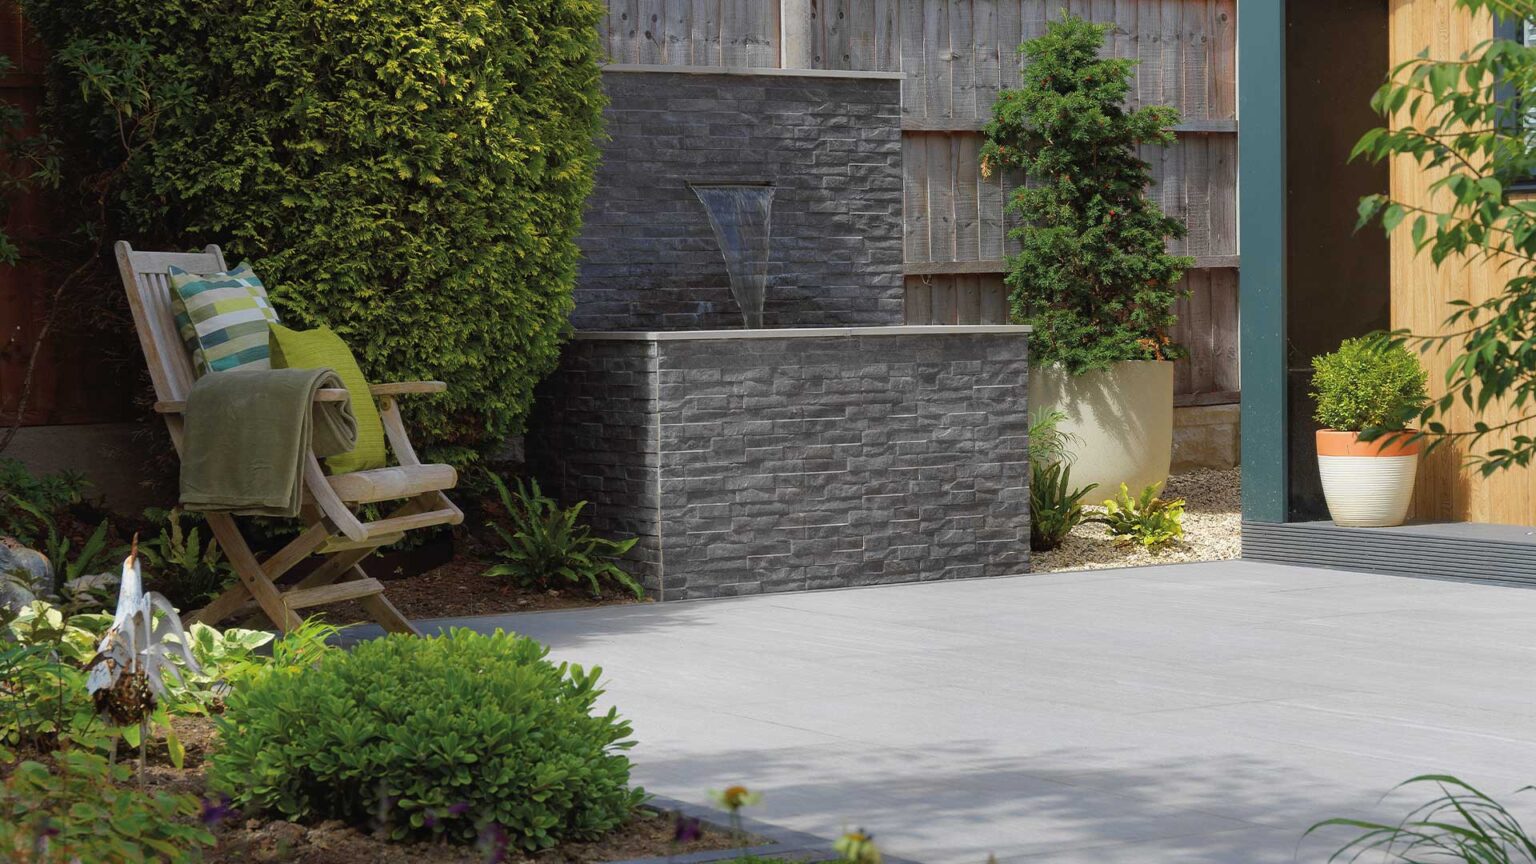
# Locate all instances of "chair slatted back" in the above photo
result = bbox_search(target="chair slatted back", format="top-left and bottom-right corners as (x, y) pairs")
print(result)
(115, 241), (229, 405)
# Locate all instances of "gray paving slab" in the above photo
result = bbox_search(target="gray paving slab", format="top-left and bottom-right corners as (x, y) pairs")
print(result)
(393, 560), (1536, 863)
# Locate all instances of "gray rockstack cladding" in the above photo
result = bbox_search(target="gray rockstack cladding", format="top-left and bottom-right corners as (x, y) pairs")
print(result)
(526, 329), (1033, 600)
(573, 69), (905, 331)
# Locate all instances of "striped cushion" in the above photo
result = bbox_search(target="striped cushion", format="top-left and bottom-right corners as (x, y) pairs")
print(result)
(168, 262), (281, 376)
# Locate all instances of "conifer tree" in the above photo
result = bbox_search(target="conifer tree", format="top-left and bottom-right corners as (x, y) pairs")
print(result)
(982, 13), (1193, 373)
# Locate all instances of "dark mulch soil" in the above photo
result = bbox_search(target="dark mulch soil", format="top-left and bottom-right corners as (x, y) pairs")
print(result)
(312, 556), (648, 625)
(116, 716), (739, 864)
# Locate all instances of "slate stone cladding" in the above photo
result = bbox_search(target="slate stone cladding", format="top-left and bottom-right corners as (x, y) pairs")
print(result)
(527, 332), (1032, 599)
(573, 70), (905, 331)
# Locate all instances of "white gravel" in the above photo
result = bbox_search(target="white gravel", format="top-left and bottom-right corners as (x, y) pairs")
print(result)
(1031, 467), (1242, 573)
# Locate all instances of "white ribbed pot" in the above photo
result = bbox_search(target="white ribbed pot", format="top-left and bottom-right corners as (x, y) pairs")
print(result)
(1316, 430), (1420, 527)
(1028, 360), (1174, 494)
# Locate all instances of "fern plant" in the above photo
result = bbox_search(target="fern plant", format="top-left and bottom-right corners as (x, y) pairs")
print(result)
(137, 508), (235, 612)
(7, 497), (112, 595)
(1101, 482), (1185, 550)
(484, 475), (642, 599)
(1030, 462), (1099, 552)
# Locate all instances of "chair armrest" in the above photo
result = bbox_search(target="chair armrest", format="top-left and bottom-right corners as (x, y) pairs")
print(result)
(153, 388), (351, 414)
(369, 381), (447, 396)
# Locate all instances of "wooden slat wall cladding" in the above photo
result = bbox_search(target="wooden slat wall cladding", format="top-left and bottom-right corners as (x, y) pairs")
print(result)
(1388, 0), (1536, 525)
(597, 0), (1239, 404)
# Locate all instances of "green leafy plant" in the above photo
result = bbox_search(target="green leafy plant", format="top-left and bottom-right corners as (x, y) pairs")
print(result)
(1312, 337), (1429, 432)
(1353, 0), (1536, 474)
(1030, 462), (1098, 553)
(23, 0), (608, 468)
(485, 474), (642, 599)
(137, 507), (236, 613)
(0, 601), (109, 754)
(0, 750), (213, 863)
(1309, 775), (1536, 863)
(1028, 408), (1076, 467)
(6, 497), (112, 596)
(209, 628), (645, 850)
(981, 12), (1193, 373)
(0, 459), (85, 546)
(1101, 482), (1185, 550)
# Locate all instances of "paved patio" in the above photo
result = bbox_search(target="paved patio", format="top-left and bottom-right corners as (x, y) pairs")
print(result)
(414, 561), (1536, 863)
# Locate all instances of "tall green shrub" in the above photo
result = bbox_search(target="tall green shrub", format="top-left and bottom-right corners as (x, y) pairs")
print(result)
(23, 0), (608, 465)
(981, 13), (1194, 373)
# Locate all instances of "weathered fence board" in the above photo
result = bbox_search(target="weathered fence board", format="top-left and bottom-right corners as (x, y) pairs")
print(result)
(604, 0), (780, 67)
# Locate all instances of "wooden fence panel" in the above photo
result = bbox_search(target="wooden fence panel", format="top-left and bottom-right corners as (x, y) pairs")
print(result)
(602, 0), (780, 67)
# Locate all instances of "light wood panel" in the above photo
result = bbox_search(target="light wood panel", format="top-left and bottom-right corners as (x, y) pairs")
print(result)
(1389, 0), (1536, 525)
(602, 0), (781, 67)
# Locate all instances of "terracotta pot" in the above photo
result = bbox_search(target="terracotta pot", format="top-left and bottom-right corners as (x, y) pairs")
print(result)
(1316, 429), (1421, 527)
(1028, 360), (1174, 495)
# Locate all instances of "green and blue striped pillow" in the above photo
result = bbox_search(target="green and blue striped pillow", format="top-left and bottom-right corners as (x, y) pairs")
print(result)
(167, 262), (281, 376)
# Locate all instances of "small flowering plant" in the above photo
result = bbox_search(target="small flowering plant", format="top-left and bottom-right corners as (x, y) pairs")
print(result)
(835, 827), (882, 864)
(708, 784), (762, 845)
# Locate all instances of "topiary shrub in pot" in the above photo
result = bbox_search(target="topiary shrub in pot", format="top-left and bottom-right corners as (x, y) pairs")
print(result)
(1311, 337), (1429, 527)
(207, 628), (644, 851)
(982, 12), (1194, 495)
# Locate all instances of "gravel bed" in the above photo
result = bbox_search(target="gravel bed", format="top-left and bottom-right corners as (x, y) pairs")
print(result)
(1032, 468), (1242, 573)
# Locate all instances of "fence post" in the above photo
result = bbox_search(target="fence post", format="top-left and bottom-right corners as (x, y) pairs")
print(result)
(781, 0), (815, 68)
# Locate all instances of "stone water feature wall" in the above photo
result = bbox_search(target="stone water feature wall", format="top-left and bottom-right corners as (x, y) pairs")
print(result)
(573, 68), (905, 331)
(527, 328), (1033, 600)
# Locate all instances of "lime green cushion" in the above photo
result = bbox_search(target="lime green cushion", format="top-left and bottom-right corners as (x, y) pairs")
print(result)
(168, 262), (280, 376)
(267, 323), (387, 474)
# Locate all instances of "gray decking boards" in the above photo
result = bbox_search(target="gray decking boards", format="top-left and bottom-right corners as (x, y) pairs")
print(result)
(1243, 520), (1536, 587)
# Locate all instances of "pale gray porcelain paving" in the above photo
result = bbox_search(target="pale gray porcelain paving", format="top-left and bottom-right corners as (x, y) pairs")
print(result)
(406, 560), (1536, 863)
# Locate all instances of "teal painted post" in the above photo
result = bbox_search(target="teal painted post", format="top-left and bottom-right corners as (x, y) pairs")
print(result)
(1238, 0), (1288, 523)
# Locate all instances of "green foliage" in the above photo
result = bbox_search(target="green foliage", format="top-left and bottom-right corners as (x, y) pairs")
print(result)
(1352, 0), (1536, 473)
(138, 508), (236, 613)
(209, 628), (645, 850)
(23, 0), (609, 467)
(5, 497), (113, 596)
(0, 602), (107, 753)
(1027, 408), (1076, 467)
(0, 54), (61, 268)
(1101, 483), (1184, 550)
(0, 750), (213, 863)
(1030, 462), (1098, 552)
(0, 459), (87, 548)
(1309, 775), (1536, 863)
(484, 474), (642, 599)
(1311, 337), (1429, 432)
(160, 622), (272, 712)
(982, 13), (1193, 373)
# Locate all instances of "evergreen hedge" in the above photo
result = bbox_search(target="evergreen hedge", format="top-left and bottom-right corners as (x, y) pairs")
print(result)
(24, 0), (608, 465)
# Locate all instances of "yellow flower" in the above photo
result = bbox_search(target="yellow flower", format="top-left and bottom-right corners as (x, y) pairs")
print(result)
(835, 828), (882, 864)
(709, 785), (762, 812)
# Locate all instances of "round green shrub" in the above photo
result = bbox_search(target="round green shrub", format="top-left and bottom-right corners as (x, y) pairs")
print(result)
(23, 0), (608, 465)
(1311, 337), (1428, 431)
(207, 629), (644, 850)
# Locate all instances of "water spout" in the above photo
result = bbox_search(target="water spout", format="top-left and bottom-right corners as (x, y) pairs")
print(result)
(690, 182), (774, 329)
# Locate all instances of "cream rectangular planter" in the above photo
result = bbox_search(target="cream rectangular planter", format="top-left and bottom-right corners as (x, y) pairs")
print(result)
(1028, 360), (1174, 495)
(1316, 430), (1420, 527)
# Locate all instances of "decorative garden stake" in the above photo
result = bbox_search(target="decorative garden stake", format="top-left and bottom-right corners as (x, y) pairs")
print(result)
(85, 535), (201, 784)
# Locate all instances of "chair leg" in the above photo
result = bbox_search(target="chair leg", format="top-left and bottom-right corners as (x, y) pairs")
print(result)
(348, 564), (419, 636)
(202, 514), (302, 632)
(189, 521), (331, 628)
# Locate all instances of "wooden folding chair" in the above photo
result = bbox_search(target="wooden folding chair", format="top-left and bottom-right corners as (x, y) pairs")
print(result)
(116, 241), (464, 635)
